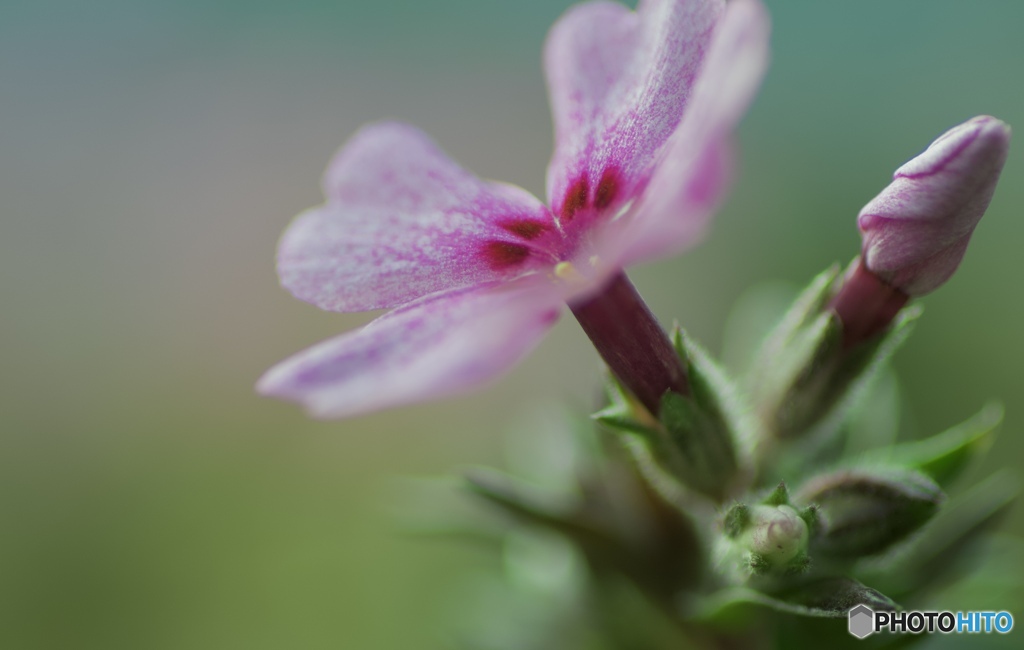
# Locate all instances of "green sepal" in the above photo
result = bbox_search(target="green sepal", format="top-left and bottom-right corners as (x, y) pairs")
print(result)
(800, 504), (821, 536)
(664, 327), (745, 498)
(592, 374), (661, 437)
(797, 467), (944, 559)
(593, 376), (691, 504)
(723, 502), (750, 539)
(785, 551), (812, 576)
(859, 403), (1002, 488)
(748, 553), (771, 576)
(594, 330), (745, 502)
(747, 265), (841, 435)
(749, 265), (842, 383)
(657, 391), (738, 501)
(591, 409), (660, 439)
(748, 264), (921, 444)
(762, 481), (791, 506)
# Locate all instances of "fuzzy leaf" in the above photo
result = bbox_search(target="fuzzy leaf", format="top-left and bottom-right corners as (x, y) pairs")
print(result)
(858, 470), (1019, 598)
(839, 367), (902, 457)
(464, 467), (584, 534)
(697, 577), (898, 626)
(390, 475), (511, 543)
(779, 577), (900, 614)
(861, 403), (1002, 488)
(667, 328), (745, 495)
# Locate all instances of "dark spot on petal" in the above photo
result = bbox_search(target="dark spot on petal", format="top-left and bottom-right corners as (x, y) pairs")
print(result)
(594, 167), (621, 210)
(499, 219), (548, 241)
(482, 241), (531, 269)
(561, 176), (589, 222)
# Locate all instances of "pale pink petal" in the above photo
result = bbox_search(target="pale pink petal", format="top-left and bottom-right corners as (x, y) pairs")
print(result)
(859, 116), (1011, 296)
(279, 122), (559, 312)
(614, 0), (770, 266)
(256, 279), (562, 419)
(544, 0), (725, 225)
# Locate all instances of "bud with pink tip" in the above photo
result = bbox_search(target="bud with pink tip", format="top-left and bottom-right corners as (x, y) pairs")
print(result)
(858, 115), (1011, 297)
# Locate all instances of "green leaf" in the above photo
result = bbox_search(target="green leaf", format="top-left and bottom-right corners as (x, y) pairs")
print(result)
(389, 475), (511, 543)
(797, 468), (944, 558)
(839, 366), (902, 457)
(861, 403), (1002, 488)
(779, 577), (900, 614)
(696, 577), (898, 625)
(859, 470), (1019, 598)
(463, 467), (583, 534)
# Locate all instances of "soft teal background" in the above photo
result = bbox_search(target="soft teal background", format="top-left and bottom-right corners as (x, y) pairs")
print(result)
(2, 1), (1022, 647)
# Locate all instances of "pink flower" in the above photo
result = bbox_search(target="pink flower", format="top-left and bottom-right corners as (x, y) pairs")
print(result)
(859, 115), (1011, 297)
(258, 0), (770, 418)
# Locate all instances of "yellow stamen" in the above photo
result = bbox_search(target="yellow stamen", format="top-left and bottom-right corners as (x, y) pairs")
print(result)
(554, 261), (585, 283)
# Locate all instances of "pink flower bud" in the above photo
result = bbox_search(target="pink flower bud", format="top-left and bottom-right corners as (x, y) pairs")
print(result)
(858, 116), (1010, 296)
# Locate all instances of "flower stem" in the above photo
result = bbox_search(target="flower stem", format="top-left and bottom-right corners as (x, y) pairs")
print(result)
(570, 273), (689, 415)
(829, 258), (909, 349)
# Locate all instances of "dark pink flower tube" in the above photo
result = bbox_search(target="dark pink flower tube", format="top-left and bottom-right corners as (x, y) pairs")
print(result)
(858, 116), (1011, 297)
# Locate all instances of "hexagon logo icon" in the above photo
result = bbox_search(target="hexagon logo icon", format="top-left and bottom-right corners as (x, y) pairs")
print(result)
(849, 604), (874, 639)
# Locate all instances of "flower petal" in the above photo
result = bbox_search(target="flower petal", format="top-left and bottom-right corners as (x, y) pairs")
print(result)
(544, 0), (725, 223)
(279, 122), (557, 312)
(615, 0), (770, 266)
(256, 279), (562, 419)
(859, 115), (1011, 296)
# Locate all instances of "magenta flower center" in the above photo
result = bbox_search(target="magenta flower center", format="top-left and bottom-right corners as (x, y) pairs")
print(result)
(480, 166), (623, 272)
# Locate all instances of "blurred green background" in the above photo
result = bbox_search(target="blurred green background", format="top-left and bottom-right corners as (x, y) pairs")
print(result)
(2, 1), (1022, 647)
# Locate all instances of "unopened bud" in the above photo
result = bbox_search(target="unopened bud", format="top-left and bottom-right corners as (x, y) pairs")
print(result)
(798, 468), (944, 558)
(859, 115), (1010, 296)
(743, 504), (809, 567)
(722, 484), (816, 577)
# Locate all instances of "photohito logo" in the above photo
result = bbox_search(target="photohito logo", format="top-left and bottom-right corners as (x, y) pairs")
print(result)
(848, 604), (1014, 639)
